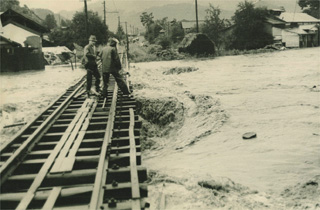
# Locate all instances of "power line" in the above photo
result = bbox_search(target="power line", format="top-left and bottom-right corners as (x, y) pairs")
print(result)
(111, 0), (118, 13)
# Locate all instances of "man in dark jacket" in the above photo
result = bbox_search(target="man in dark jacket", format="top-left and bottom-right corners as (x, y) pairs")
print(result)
(99, 38), (130, 98)
(83, 35), (100, 97)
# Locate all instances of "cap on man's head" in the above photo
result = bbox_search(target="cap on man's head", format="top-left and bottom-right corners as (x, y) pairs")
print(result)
(89, 35), (98, 42)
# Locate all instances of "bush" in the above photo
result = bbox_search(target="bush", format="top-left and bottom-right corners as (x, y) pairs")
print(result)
(148, 44), (162, 54)
(156, 35), (172, 49)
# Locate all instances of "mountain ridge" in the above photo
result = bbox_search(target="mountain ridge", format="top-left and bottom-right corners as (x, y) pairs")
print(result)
(31, 0), (300, 32)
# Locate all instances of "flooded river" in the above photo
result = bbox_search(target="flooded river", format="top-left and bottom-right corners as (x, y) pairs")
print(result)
(1, 48), (319, 209)
(130, 47), (320, 209)
(0, 66), (86, 144)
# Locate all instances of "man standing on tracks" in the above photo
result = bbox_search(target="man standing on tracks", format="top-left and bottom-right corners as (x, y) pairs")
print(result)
(99, 38), (131, 98)
(83, 35), (101, 97)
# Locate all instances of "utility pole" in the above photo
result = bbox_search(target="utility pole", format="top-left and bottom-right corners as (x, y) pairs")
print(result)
(125, 22), (129, 52)
(125, 22), (129, 65)
(103, 0), (106, 26)
(84, 0), (89, 38)
(195, 0), (199, 33)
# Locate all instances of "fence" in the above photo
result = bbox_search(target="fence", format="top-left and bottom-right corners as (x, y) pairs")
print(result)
(0, 47), (45, 72)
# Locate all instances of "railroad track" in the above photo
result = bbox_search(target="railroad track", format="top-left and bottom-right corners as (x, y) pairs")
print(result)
(0, 67), (148, 209)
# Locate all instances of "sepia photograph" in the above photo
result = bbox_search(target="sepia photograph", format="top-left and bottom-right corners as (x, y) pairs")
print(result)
(0, 0), (319, 209)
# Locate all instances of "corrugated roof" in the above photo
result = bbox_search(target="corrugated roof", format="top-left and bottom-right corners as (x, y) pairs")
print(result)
(279, 12), (320, 23)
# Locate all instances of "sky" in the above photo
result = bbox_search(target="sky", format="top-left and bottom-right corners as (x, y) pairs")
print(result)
(19, 0), (299, 13)
(19, 0), (84, 12)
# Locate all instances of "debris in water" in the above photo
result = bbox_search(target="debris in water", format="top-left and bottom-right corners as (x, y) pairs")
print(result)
(163, 66), (198, 75)
(242, 132), (257, 140)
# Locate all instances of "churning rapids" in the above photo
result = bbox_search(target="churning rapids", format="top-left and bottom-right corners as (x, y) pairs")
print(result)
(1, 47), (319, 209)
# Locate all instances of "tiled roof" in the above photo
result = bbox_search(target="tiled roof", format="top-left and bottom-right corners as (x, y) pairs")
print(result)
(279, 12), (320, 23)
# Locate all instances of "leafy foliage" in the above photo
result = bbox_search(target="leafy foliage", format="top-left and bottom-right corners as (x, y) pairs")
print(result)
(201, 4), (230, 49)
(70, 11), (108, 47)
(156, 35), (172, 49)
(49, 11), (108, 49)
(60, 19), (71, 27)
(298, 0), (320, 18)
(116, 24), (125, 41)
(0, 0), (20, 12)
(170, 19), (185, 43)
(144, 22), (163, 44)
(230, 1), (273, 50)
(140, 14), (184, 46)
(44, 14), (57, 30)
(140, 12), (154, 26)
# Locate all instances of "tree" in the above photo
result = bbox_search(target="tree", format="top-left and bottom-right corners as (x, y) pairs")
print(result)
(145, 23), (162, 43)
(48, 29), (74, 49)
(49, 11), (109, 49)
(61, 19), (72, 27)
(0, 0), (20, 12)
(169, 19), (184, 43)
(44, 14), (57, 30)
(116, 24), (125, 41)
(201, 4), (230, 49)
(70, 11), (108, 47)
(298, 0), (320, 18)
(231, 1), (273, 50)
(140, 12), (154, 27)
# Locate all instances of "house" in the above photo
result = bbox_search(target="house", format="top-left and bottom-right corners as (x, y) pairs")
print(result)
(262, 12), (320, 48)
(0, 9), (48, 47)
(258, 2), (320, 48)
(278, 12), (320, 47)
(264, 17), (286, 43)
(0, 9), (48, 72)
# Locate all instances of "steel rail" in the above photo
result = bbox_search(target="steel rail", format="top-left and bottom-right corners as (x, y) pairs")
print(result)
(0, 76), (85, 154)
(129, 108), (141, 210)
(89, 82), (119, 210)
(15, 99), (93, 210)
(1, 51), (148, 209)
(0, 79), (86, 185)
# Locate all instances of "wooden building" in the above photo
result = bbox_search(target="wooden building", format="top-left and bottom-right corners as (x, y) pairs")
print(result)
(0, 9), (48, 72)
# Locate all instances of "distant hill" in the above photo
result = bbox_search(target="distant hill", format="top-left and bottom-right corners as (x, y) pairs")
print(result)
(30, 0), (300, 33)
(32, 8), (68, 26)
(102, 3), (233, 32)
